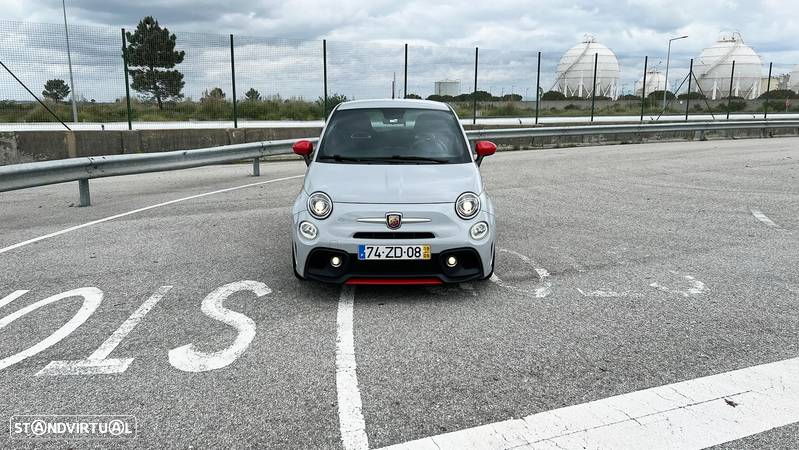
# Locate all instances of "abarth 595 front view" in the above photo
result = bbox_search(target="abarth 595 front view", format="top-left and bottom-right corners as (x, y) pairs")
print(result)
(291, 99), (497, 285)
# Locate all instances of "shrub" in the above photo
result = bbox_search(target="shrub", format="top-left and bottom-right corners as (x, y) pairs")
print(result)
(541, 91), (565, 101)
(648, 90), (675, 100)
(758, 89), (797, 100)
(677, 91), (706, 100)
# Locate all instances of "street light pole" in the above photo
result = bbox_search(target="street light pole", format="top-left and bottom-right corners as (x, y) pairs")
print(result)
(662, 35), (688, 112)
(62, 0), (78, 123)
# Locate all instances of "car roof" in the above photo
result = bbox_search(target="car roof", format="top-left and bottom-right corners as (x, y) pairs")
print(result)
(336, 99), (450, 111)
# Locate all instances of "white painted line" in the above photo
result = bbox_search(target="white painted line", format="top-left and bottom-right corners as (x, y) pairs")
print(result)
(750, 209), (781, 229)
(650, 271), (706, 298)
(169, 281), (270, 373)
(576, 288), (641, 298)
(378, 356), (799, 450)
(0, 290), (28, 310)
(494, 248), (552, 298)
(0, 288), (103, 371)
(336, 285), (369, 450)
(37, 285), (173, 376)
(0, 174), (304, 255)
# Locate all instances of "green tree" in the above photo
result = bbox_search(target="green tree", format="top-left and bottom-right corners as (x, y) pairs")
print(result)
(125, 16), (186, 109)
(316, 93), (348, 110)
(540, 91), (566, 101)
(759, 89), (797, 100)
(42, 79), (70, 102)
(426, 94), (454, 102)
(404, 93), (422, 99)
(648, 90), (675, 101)
(501, 93), (522, 101)
(677, 91), (706, 100)
(201, 87), (226, 102)
(244, 88), (261, 101)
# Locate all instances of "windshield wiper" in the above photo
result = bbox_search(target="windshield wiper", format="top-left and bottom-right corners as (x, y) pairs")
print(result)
(318, 154), (448, 164)
(318, 154), (385, 163)
(387, 155), (448, 163)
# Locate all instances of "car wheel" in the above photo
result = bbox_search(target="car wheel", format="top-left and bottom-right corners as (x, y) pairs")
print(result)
(292, 247), (305, 280)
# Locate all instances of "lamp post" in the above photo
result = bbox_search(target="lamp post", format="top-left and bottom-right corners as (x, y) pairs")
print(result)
(62, 0), (78, 123)
(663, 35), (688, 112)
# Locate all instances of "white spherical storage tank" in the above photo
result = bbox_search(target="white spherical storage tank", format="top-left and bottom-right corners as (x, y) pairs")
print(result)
(693, 32), (763, 100)
(635, 68), (666, 97)
(554, 35), (620, 99)
(789, 65), (799, 93)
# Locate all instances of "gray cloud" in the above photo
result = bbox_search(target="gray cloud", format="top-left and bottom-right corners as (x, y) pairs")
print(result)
(1, 0), (797, 103)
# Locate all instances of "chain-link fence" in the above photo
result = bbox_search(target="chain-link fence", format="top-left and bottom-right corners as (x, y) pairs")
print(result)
(1, 19), (798, 129)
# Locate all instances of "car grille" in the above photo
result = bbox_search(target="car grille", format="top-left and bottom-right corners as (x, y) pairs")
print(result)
(352, 232), (435, 239)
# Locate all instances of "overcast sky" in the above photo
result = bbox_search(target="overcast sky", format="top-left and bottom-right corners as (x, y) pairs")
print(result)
(1, 0), (797, 102)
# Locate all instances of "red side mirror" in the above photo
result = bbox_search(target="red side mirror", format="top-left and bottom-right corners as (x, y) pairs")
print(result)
(475, 141), (496, 157)
(475, 141), (496, 166)
(293, 140), (313, 156)
(293, 140), (313, 165)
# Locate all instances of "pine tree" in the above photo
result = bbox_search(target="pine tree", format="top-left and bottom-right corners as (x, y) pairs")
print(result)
(42, 79), (70, 102)
(244, 88), (261, 102)
(125, 16), (186, 109)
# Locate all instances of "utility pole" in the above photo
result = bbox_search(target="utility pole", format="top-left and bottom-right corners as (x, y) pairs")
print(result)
(62, 0), (78, 123)
(663, 35), (688, 112)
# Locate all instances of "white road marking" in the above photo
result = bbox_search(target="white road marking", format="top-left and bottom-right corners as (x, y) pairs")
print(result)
(750, 209), (781, 229)
(169, 281), (270, 373)
(0, 290), (28, 310)
(378, 356), (799, 450)
(336, 285), (369, 450)
(0, 288), (103, 371)
(493, 248), (552, 298)
(576, 288), (641, 298)
(37, 286), (173, 376)
(0, 174), (304, 255)
(649, 271), (706, 298)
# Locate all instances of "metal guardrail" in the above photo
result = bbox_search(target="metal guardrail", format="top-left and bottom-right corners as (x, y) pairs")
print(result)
(465, 120), (799, 140)
(0, 137), (317, 206)
(1, 120), (797, 207)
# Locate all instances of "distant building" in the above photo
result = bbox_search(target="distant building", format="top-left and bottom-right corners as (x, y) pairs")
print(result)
(553, 34), (620, 99)
(635, 68), (666, 97)
(434, 80), (461, 97)
(693, 32), (762, 99)
(790, 65), (799, 93)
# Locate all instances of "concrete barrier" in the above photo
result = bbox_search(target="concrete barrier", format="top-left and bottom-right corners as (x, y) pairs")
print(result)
(1, 127), (325, 165)
(1, 124), (797, 166)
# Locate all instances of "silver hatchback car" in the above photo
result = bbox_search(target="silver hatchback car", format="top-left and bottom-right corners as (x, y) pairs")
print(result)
(291, 99), (497, 285)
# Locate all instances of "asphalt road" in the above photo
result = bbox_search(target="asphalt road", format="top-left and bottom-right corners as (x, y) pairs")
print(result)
(0, 137), (797, 449)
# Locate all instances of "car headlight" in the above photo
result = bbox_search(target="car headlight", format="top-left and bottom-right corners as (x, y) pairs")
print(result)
(470, 221), (489, 240)
(299, 221), (318, 240)
(455, 192), (480, 220)
(307, 192), (332, 219)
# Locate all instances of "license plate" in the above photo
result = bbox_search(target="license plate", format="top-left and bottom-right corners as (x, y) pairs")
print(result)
(357, 245), (431, 260)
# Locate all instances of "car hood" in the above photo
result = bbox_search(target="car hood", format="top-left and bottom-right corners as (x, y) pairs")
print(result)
(304, 162), (483, 204)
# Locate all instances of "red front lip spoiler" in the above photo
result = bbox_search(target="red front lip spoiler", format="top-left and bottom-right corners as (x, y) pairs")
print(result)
(345, 278), (443, 286)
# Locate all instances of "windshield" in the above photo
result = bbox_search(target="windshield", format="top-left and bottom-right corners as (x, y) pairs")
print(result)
(316, 107), (471, 164)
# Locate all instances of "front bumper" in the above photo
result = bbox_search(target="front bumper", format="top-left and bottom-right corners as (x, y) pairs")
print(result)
(292, 202), (495, 284)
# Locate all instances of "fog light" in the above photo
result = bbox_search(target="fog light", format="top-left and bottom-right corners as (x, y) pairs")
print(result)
(331, 256), (342, 267)
(470, 221), (489, 240)
(299, 221), (318, 240)
(446, 256), (458, 267)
